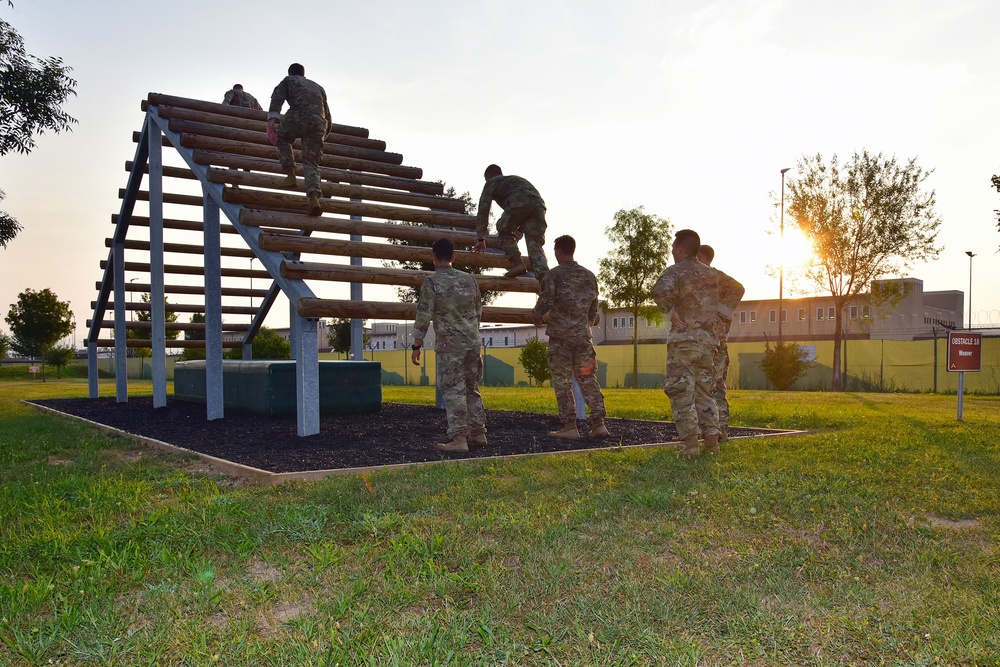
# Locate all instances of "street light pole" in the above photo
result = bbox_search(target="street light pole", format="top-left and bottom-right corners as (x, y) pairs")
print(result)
(779, 167), (791, 341)
(965, 251), (975, 329)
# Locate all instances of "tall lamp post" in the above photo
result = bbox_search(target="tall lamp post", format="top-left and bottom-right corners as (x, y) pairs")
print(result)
(965, 251), (975, 329)
(778, 167), (791, 341)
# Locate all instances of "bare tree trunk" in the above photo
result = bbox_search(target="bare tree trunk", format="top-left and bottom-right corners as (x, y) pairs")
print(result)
(831, 308), (844, 390)
(632, 307), (639, 389)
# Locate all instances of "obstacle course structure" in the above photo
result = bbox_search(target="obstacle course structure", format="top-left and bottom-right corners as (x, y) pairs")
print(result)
(87, 94), (538, 435)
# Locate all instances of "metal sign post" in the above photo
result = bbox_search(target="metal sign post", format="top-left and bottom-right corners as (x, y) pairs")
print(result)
(947, 331), (982, 421)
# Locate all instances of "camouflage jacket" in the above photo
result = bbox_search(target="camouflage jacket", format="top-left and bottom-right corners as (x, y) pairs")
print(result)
(652, 256), (721, 347)
(268, 75), (332, 132)
(476, 175), (545, 238)
(413, 266), (482, 354)
(715, 268), (745, 342)
(532, 261), (599, 341)
(223, 88), (262, 110)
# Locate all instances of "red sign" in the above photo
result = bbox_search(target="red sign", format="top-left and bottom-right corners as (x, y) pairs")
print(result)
(947, 332), (982, 372)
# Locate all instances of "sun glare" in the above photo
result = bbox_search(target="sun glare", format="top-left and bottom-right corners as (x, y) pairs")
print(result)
(782, 227), (814, 268)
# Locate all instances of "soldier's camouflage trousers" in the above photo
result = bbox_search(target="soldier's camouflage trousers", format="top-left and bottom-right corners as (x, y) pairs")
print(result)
(663, 341), (719, 440)
(712, 340), (731, 428)
(438, 348), (486, 439)
(276, 113), (326, 195)
(496, 202), (549, 281)
(548, 337), (606, 424)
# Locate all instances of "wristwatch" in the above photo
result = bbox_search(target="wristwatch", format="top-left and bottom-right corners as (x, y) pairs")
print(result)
(411, 344), (421, 351)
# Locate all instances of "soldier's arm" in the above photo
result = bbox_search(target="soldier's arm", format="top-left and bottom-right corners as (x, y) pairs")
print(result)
(412, 278), (435, 341)
(475, 183), (493, 240)
(268, 79), (288, 120)
(474, 281), (483, 324)
(223, 90), (235, 105)
(651, 272), (676, 313)
(532, 273), (555, 321)
(322, 90), (332, 136)
(717, 269), (745, 319)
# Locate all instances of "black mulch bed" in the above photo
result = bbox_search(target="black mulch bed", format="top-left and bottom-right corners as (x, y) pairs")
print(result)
(32, 397), (787, 474)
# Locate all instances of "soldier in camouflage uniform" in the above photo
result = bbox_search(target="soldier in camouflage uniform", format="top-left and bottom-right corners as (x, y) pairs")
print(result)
(652, 229), (723, 456)
(696, 244), (744, 444)
(472, 164), (549, 282)
(532, 235), (610, 440)
(223, 84), (262, 110)
(412, 238), (487, 453)
(266, 63), (332, 217)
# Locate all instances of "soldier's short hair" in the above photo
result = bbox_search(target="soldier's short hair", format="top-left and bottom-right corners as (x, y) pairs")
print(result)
(288, 63), (305, 76)
(553, 235), (576, 255)
(697, 244), (715, 264)
(673, 229), (701, 256)
(432, 238), (455, 261)
(484, 164), (503, 179)
(233, 83), (243, 90)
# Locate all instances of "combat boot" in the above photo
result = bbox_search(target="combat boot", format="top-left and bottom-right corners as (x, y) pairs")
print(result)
(469, 433), (488, 447)
(703, 434), (721, 454)
(589, 418), (611, 438)
(504, 260), (528, 278)
(679, 434), (701, 457)
(719, 426), (729, 444)
(307, 192), (323, 217)
(277, 167), (297, 188)
(435, 435), (469, 452)
(549, 422), (581, 440)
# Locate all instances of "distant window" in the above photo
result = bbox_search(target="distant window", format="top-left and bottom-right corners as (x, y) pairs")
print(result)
(828, 307), (836, 320)
(798, 308), (806, 321)
(750, 311), (757, 323)
(393, 341), (397, 349)
(489, 337), (493, 346)
(769, 310), (776, 323)
(739, 311), (747, 324)
(628, 317), (635, 328)
(850, 306), (858, 320)
(862, 305), (871, 319)
(817, 308), (824, 320)
(612, 317), (618, 329)
(781, 309), (787, 322)
(504, 336), (509, 346)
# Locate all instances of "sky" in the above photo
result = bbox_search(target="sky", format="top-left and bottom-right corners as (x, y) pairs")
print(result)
(2, 0), (999, 345)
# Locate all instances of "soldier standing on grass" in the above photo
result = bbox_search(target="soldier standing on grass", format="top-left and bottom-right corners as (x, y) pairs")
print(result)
(532, 235), (610, 440)
(472, 164), (550, 282)
(411, 238), (488, 453)
(265, 63), (331, 217)
(652, 229), (723, 456)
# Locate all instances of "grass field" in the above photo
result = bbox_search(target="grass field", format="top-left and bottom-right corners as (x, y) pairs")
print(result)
(0, 378), (998, 665)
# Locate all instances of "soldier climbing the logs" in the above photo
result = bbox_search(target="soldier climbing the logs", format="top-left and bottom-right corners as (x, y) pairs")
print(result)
(222, 83), (262, 110)
(265, 63), (332, 217)
(411, 238), (488, 453)
(472, 164), (549, 282)
(532, 235), (610, 440)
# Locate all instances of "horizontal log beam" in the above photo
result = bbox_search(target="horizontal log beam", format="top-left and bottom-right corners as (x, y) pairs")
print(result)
(296, 298), (539, 325)
(106, 237), (255, 259)
(92, 337), (243, 349)
(175, 133), (423, 180)
(121, 189), (203, 207)
(88, 320), (250, 332)
(166, 117), (404, 165)
(281, 261), (539, 293)
(259, 233), (528, 270)
(96, 281), (269, 298)
(154, 104), (387, 150)
(240, 209), (496, 248)
(95, 301), (260, 315)
(99, 259), (271, 280)
(226, 189), (475, 228)
(193, 150), (443, 196)
(126, 161), (197, 180)
(145, 92), (371, 138)
(207, 168), (466, 213)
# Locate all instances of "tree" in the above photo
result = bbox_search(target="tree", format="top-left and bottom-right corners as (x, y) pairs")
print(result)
(327, 318), (370, 355)
(44, 344), (74, 378)
(0, 330), (10, 358)
(518, 337), (550, 386)
(1, 12), (78, 247)
(224, 327), (290, 359)
(787, 151), (941, 390)
(127, 293), (179, 359)
(385, 183), (498, 305)
(758, 342), (812, 391)
(4, 287), (72, 359)
(180, 313), (206, 360)
(597, 207), (672, 388)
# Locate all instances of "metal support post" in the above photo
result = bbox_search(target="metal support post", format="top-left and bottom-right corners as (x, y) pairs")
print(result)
(294, 314), (320, 436)
(113, 242), (128, 401)
(203, 192), (224, 420)
(148, 119), (167, 408)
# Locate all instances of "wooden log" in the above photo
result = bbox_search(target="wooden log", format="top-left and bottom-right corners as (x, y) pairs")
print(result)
(145, 92), (371, 138)
(240, 209), (497, 248)
(99, 259), (271, 280)
(96, 301), (260, 315)
(92, 337), (243, 349)
(165, 118), (404, 165)
(96, 281), (269, 298)
(88, 320), (251, 332)
(281, 261), (539, 293)
(258, 233), (529, 270)
(193, 150), (444, 196)
(154, 105), (387, 150)
(118, 214), (286, 237)
(206, 168), (465, 213)
(106, 237), (255, 259)
(175, 134), (423, 180)
(226, 189), (476, 228)
(296, 298), (540, 325)
(126, 161), (197, 180)
(121, 189), (204, 208)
